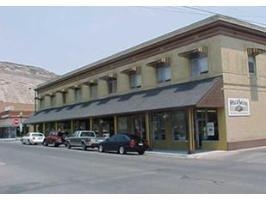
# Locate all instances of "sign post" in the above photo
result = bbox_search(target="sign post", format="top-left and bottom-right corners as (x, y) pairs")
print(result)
(12, 118), (19, 126)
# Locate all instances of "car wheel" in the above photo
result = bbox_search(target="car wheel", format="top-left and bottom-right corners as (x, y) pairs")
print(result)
(66, 142), (71, 149)
(82, 142), (87, 151)
(118, 146), (126, 155)
(138, 150), (145, 155)
(43, 140), (48, 146)
(54, 142), (59, 147)
(98, 145), (104, 152)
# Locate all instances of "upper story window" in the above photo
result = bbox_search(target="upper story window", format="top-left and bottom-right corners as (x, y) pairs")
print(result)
(129, 73), (142, 89)
(74, 87), (81, 102)
(248, 55), (256, 75)
(190, 54), (208, 76)
(62, 92), (67, 105)
(89, 82), (98, 100)
(122, 66), (142, 89)
(156, 63), (171, 83)
(106, 76), (117, 94)
(50, 94), (56, 106)
(39, 98), (44, 109)
(147, 57), (171, 84)
(179, 47), (208, 77)
(246, 48), (266, 76)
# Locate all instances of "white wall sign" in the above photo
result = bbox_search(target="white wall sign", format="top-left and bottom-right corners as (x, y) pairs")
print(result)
(228, 98), (250, 116)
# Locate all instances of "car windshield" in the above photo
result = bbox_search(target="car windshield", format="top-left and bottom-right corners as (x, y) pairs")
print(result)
(32, 133), (43, 137)
(80, 131), (95, 137)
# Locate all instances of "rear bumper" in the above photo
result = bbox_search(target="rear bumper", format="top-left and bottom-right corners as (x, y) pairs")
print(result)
(126, 146), (146, 152)
(30, 139), (44, 144)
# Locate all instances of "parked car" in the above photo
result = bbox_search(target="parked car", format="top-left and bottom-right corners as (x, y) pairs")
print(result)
(43, 131), (67, 147)
(98, 133), (148, 155)
(65, 130), (106, 150)
(21, 132), (45, 145)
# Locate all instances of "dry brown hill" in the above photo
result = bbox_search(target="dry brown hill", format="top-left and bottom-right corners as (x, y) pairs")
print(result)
(0, 61), (58, 108)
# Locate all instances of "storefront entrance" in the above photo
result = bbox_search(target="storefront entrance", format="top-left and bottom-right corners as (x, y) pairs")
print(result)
(195, 109), (219, 149)
(117, 114), (146, 139)
(93, 117), (114, 137)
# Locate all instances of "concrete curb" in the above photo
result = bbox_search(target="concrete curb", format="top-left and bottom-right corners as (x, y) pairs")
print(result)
(146, 151), (195, 158)
(146, 146), (266, 159)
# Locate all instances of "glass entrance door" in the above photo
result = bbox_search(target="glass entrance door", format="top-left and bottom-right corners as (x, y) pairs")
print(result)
(195, 110), (207, 149)
(195, 109), (219, 149)
(132, 116), (146, 139)
(195, 118), (206, 149)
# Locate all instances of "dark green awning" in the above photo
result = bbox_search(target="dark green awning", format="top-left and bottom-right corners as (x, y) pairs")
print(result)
(25, 77), (223, 124)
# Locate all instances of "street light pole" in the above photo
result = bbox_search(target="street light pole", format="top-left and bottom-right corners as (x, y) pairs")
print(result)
(19, 111), (23, 136)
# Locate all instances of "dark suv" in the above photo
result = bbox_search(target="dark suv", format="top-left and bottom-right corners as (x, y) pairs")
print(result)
(43, 131), (66, 147)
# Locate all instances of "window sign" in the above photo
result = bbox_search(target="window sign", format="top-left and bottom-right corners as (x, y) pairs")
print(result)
(206, 122), (215, 136)
(228, 98), (250, 116)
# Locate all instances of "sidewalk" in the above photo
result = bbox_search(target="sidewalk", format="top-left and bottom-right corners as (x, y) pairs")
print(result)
(0, 138), (21, 142)
(146, 146), (266, 159)
(145, 149), (223, 159)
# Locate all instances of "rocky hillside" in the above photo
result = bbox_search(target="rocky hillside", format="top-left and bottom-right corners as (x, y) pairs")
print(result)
(0, 61), (58, 105)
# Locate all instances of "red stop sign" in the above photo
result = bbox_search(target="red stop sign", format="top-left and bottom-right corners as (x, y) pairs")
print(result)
(12, 118), (19, 126)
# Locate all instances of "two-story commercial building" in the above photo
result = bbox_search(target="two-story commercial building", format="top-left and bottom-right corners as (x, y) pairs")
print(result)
(25, 15), (266, 153)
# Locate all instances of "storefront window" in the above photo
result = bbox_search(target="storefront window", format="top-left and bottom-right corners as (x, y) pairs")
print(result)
(93, 118), (114, 136)
(172, 111), (187, 141)
(118, 115), (146, 139)
(118, 117), (128, 133)
(152, 112), (167, 140)
(73, 120), (88, 131)
(57, 121), (71, 134)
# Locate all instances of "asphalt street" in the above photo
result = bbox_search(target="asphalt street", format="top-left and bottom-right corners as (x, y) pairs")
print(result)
(0, 141), (266, 193)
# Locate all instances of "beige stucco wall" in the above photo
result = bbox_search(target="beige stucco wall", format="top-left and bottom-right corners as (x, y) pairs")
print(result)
(221, 35), (266, 142)
(37, 35), (224, 110)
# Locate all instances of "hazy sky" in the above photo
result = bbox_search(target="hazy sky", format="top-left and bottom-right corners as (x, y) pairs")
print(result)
(0, 6), (265, 75)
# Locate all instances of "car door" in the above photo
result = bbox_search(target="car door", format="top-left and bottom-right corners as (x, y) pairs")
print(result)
(71, 132), (80, 146)
(104, 135), (117, 151)
(111, 134), (127, 151)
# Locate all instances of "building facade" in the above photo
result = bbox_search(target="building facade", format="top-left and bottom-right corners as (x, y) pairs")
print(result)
(0, 105), (32, 138)
(25, 15), (266, 152)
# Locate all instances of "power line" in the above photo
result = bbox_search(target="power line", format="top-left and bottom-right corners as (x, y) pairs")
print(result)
(137, 6), (266, 27)
(138, 6), (210, 16)
(183, 6), (266, 27)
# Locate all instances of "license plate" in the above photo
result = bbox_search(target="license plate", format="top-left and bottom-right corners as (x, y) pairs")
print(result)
(138, 143), (143, 146)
